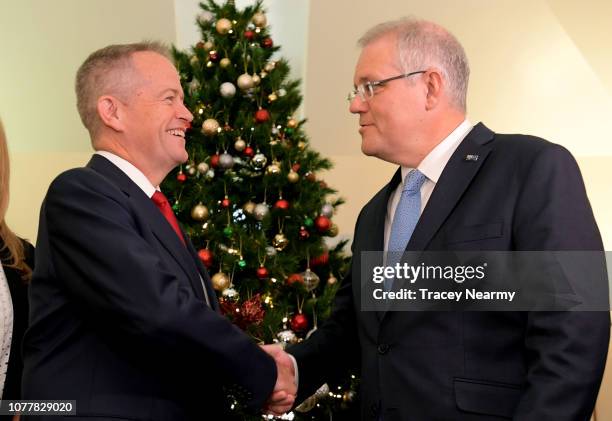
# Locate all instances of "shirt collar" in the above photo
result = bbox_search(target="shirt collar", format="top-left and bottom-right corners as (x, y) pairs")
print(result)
(95, 151), (158, 198)
(401, 119), (473, 185)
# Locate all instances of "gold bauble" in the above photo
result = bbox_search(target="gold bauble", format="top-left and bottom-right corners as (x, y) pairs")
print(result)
(287, 118), (298, 129)
(327, 274), (338, 285)
(264, 61), (275, 72)
(203, 41), (214, 51)
(243, 201), (256, 215)
(268, 93), (278, 102)
(215, 18), (232, 35)
(287, 170), (299, 183)
(251, 74), (261, 86)
(252, 12), (267, 27)
(328, 223), (339, 237)
(190, 203), (209, 221)
(265, 160), (281, 175)
(237, 73), (254, 90)
(272, 233), (289, 251)
(220, 58), (231, 68)
(201, 118), (220, 136)
(297, 141), (306, 150)
(211, 272), (230, 291)
(234, 138), (246, 152)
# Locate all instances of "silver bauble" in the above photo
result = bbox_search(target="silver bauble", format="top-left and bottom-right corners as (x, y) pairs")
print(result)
(219, 82), (236, 98)
(218, 153), (234, 170)
(253, 203), (270, 221)
(265, 246), (277, 257)
(197, 162), (209, 174)
(301, 269), (320, 292)
(276, 329), (297, 347)
(251, 153), (267, 170)
(321, 203), (334, 218)
(188, 79), (200, 94)
(221, 287), (239, 302)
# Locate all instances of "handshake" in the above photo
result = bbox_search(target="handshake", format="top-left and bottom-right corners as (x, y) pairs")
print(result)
(261, 344), (297, 416)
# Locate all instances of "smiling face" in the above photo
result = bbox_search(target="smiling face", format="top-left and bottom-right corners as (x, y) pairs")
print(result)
(349, 33), (430, 167)
(120, 51), (193, 184)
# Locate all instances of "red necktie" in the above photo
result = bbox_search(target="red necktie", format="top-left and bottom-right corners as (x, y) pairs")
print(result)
(151, 191), (186, 246)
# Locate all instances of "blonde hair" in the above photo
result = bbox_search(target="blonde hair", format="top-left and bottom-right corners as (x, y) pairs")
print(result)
(359, 17), (470, 112)
(0, 119), (32, 282)
(75, 41), (171, 138)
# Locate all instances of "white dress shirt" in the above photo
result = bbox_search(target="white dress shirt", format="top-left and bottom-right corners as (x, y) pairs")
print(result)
(384, 119), (474, 251)
(0, 264), (13, 398)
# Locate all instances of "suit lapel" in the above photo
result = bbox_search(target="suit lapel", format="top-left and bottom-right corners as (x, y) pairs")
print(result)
(379, 123), (495, 321)
(87, 155), (211, 303)
(407, 123), (495, 252)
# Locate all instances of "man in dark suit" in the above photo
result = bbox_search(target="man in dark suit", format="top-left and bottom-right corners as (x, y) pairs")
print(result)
(22, 42), (295, 420)
(264, 18), (610, 420)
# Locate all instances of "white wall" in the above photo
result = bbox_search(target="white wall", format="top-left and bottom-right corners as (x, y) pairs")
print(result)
(0, 0), (176, 242)
(304, 0), (612, 248)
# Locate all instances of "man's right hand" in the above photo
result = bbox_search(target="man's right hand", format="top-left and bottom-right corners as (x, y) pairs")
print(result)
(261, 344), (297, 416)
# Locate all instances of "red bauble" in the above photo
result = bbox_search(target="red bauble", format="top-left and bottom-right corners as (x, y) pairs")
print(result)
(262, 38), (274, 48)
(196, 41), (205, 49)
(314, 215), (331, 233)
(310, 251), (329, 267)
(291, 163), (301, 172)
(287, 273), (304, 285)
(177, 172), (187, 183)
(244, 30), (255, 40)
(221, 198), (231, 208)
(209, 50), (219, 62)
(244, 146), (255, 158)
(274, 199), (290, 211)
(319, 180), (328, 189)
(254, 109), (270, 123)
(210, 154), (220, 168)
(298, 226), (310, 240)
(305, 171), (316, 182)
(197, 249), (214, 268)
(256, 266), (269, 279)
(291, 313), (308, 332)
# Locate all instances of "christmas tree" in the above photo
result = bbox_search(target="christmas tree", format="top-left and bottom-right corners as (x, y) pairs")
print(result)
(163, 0), (358, 419)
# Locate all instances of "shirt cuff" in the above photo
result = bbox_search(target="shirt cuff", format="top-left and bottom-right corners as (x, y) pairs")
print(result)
(288, 353), (299, 390)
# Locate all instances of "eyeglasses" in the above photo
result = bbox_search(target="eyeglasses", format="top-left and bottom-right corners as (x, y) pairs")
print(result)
(347, 70), (426, 101)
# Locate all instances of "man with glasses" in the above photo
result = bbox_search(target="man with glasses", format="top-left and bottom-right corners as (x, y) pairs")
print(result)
(263, 17), (609, 420)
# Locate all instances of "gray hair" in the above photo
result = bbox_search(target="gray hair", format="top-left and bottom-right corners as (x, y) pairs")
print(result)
(358, 17), (469, 112)
(75, 41), (172, 137)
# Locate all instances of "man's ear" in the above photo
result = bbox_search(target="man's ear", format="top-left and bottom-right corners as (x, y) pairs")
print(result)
(97, 95), (125, 132)
(424, 69), (444, 111)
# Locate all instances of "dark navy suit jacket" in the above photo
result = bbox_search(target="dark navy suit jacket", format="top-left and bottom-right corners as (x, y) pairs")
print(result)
(289, 123), (610, 420)
(22, 155), (276, 420)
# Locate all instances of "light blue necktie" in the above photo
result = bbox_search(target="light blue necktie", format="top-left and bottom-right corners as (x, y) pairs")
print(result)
(385, 169), (427, 291)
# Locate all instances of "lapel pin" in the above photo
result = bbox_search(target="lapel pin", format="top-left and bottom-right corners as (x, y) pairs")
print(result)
(464, 154), (479, 162)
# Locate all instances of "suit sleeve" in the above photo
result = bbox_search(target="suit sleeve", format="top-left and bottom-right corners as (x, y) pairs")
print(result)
(287, 213), (361, 403)
(42, 170), (276, 411)
(512, 144), (610, 420)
